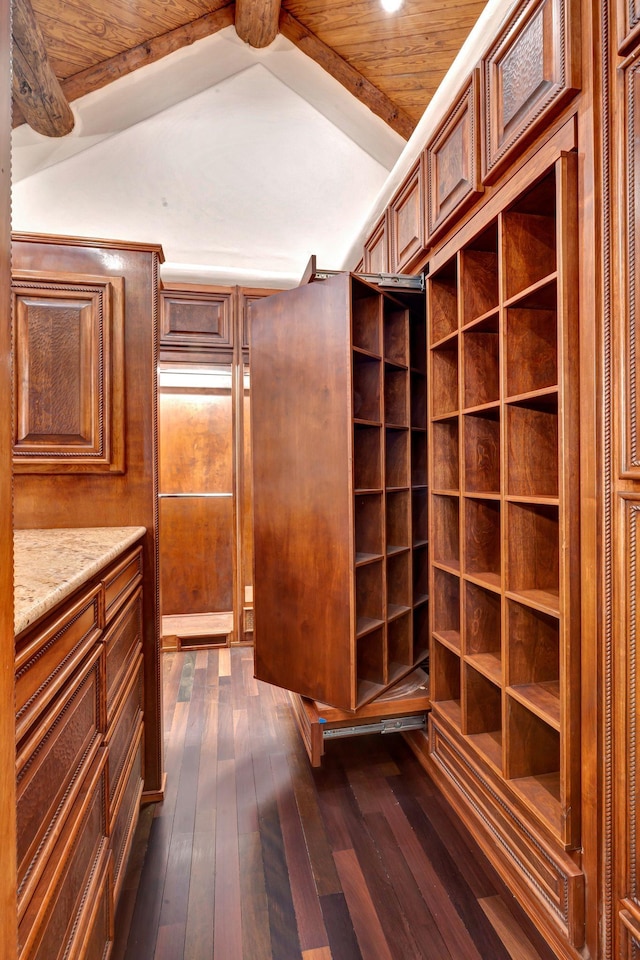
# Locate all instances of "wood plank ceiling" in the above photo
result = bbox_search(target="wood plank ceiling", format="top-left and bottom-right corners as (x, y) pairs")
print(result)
(12, 0), (488, 139)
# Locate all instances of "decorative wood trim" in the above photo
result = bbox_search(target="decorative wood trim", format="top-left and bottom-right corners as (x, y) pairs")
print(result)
(388, 157), (425, 273)
(425, 71), (483, 245)
(11, 232), (165, 260)
(278, 10), (415, 140)
(623, 56), (640, 475)
(480, 0), (580, 184)
(12, 271), (126, 474)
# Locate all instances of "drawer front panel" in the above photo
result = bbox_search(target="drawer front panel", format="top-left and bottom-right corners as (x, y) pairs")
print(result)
(102, 546), (143, 627)
(16, 587), (101, 741)
(104, 588), (142, 725)
(17, 644), (103, 913)
(20, 752), (108, 960)
(110, 723), (143, 901)
(106, 654), (143, 812)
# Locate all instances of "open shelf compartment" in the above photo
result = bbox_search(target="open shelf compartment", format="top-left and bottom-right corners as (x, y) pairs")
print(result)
(464, 581), (501, 685)
(354, 424), (382, 492)
(463, 497), (501, 589)
(353, 353), (382, 422)
(506, 399), (558, 499)
(463, 663), (503, 772)
(432, 567), (460, 652)
(460, 222), (499, 325)
(463, 410), (500, 495)
(355, 493), (383, 563)
(502, 171), (557, 301)
(429, 256), (458, 344)
(351, 279), (381, 355)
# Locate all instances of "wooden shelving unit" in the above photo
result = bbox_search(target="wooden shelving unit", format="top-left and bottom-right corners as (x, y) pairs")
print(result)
(251, 272), (428, 712)
(427, 154), (580, 849)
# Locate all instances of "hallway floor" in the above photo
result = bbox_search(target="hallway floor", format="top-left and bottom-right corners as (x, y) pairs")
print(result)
(112, 647), (558, 960)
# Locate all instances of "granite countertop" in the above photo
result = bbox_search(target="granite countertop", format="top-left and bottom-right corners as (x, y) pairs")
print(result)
(14, 526), (147, 636)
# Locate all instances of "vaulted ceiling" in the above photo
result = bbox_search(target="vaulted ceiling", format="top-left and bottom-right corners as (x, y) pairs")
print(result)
(12, 0), (488, 139)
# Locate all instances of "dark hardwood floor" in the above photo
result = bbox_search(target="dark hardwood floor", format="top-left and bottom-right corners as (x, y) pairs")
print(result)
(112, 647), (559, 960)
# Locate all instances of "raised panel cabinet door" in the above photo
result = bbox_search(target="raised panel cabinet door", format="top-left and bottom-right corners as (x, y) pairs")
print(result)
(425, 72), (483, 244)
(480, 0), (580, 183)
(12, 272), (125, 473)
(618, 0), (640, 54)
(364, 214), (388, 273)
(160, 288), (233, 351)
(389, 159), (425, 273)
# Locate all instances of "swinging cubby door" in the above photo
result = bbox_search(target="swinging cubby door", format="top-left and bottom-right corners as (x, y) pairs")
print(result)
(250, 272), (428, 712)
(427, 150), (580, 849)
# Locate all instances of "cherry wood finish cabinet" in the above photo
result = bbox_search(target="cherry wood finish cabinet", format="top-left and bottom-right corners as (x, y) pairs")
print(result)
(250, 273), (428, 711)
(11, 234), (164, 803)
(15, 542), (143, 960)
(425, 143), (583, 943)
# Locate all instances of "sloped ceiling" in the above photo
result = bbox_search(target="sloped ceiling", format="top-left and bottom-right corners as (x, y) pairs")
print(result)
(11, 27), (405, 287)
(11, 0), (511, 287)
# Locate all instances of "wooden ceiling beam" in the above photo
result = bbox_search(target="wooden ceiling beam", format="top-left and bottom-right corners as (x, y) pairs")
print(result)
(12, 0), (74, 137)
(34, 4), (235, 117)
(278, 10), (415, 140)
(235, 0), (281, 48)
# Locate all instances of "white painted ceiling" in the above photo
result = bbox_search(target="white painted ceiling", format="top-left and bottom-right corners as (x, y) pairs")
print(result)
(10, 0), (512, 288)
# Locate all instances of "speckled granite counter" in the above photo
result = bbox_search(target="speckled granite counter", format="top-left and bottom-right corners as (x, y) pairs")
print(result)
(14, 526), (146, 636)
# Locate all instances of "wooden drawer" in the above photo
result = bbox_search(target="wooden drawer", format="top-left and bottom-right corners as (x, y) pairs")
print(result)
(16, 586), (102, 742)
(16, 644), (104, 920)
(110, 721), (143, 904)
(102, 546), (143, 627)
(19, 751), (108, 960)
(66, 852), (112, 960)
(104, 587), (142, 726)
(105, 653), (143, 818)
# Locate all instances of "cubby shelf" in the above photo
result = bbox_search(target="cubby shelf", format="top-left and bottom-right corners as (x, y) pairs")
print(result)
(427, 155), (579, 848)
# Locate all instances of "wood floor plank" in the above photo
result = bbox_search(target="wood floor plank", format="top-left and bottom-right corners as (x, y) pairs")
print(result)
(214, 758), (243, 960)
(286, 748), (342, 897)
(239, 830), (273, 960)
(389, 776), (513, 959)
(113, 650), (560, 960)
(478, 896), (551, 960)
(218, 647), (231, 677)
(374, 779), (486, 960)
(333, 848), (394, 960)
(319, 892), (363, 960)
(271, 750), (330, 951)
(253, 751), (302, 959)
(362, 810), (453, 960)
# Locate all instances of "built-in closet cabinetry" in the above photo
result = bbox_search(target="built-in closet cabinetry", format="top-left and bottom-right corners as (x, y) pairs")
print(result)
(15, 538), (144, 960)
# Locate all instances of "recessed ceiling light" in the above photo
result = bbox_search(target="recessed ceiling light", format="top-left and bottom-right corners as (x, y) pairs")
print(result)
(381, 0), (403, 11)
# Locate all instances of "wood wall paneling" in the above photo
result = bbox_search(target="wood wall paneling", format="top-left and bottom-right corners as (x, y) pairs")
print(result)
(159, 496), (234, 616)
(12, 272), (125, 473)
(11, 235), (164, 800)
(388, 158), (425, 273)
(480, 0), (581, 183)
(159, 385), (232, 494)
(425, 71), (483, 245)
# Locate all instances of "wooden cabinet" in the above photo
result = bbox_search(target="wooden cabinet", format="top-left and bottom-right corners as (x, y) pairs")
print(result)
(250, 273), (428, 711)
(15, 540), (143, 960)
(424, 145), (583, 943)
